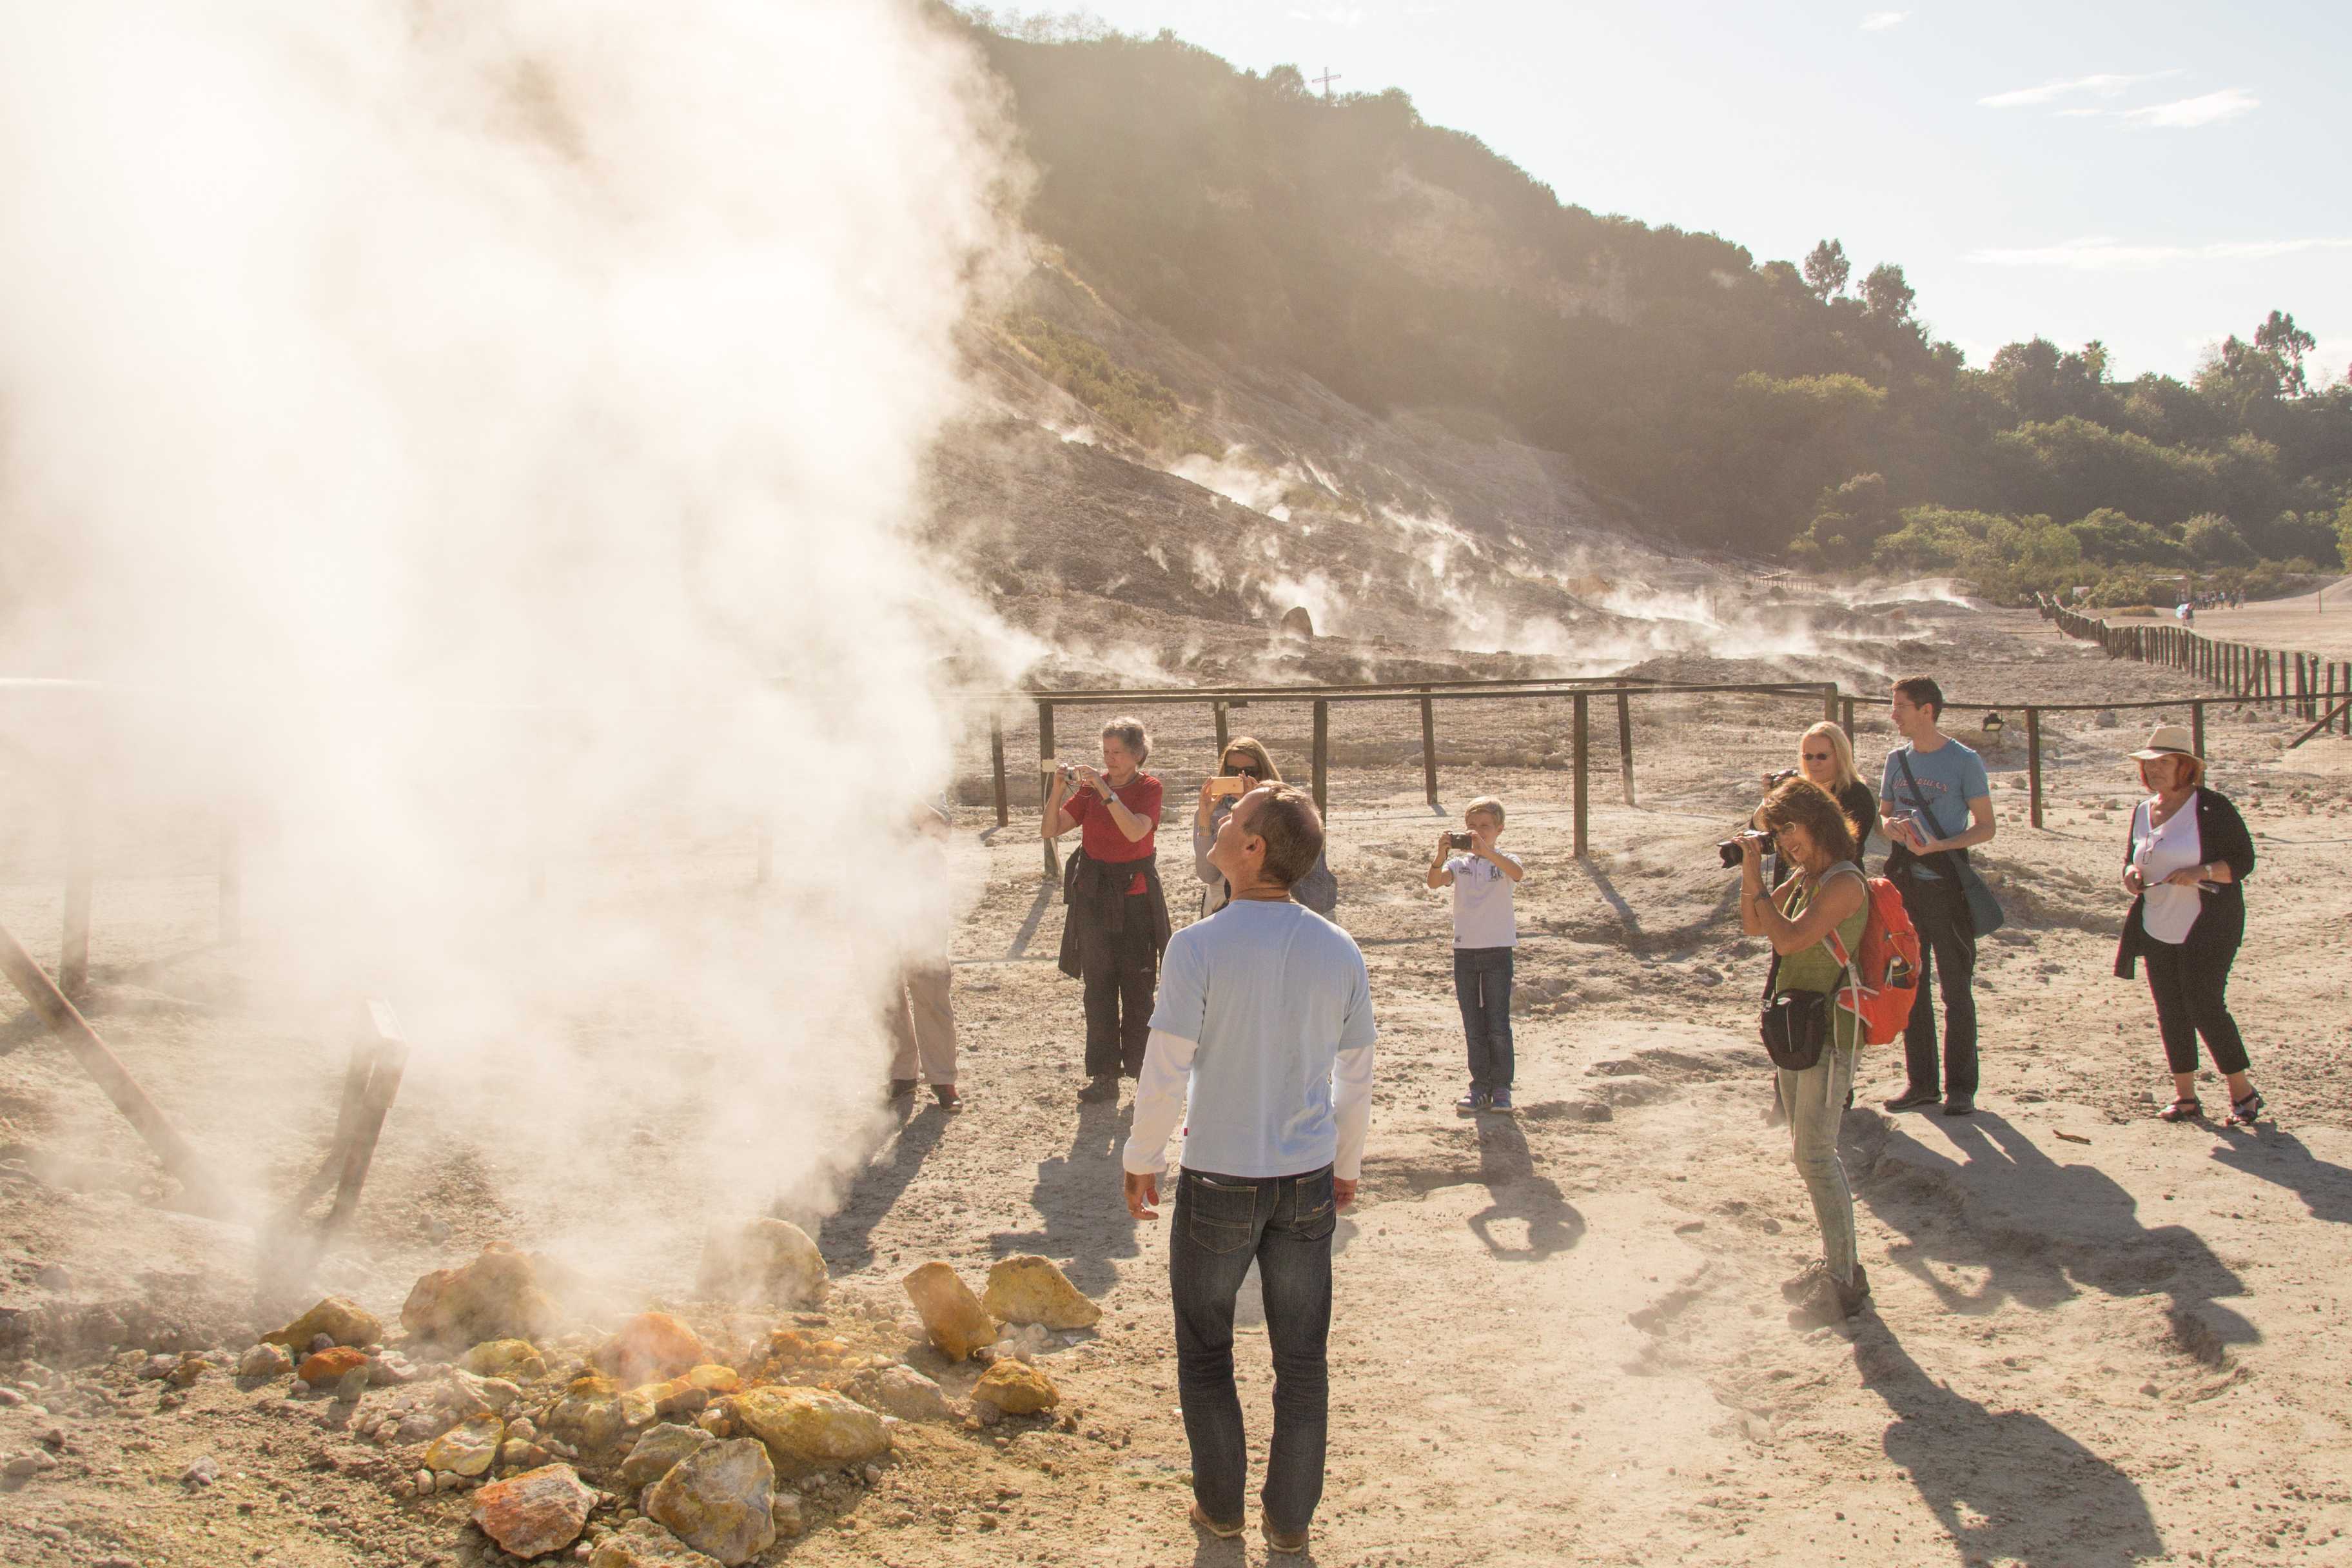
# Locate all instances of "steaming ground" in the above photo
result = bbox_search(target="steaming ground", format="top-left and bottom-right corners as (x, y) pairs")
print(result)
(5, 605), (2352, 1564)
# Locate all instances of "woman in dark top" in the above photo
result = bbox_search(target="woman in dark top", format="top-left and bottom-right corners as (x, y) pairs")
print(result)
(1759, 722), (1876, 869)
(2112, 725), (2262, 1126)
(1759, 721), (1879, 1126)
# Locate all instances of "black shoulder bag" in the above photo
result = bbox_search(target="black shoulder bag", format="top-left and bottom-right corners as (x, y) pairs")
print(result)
(1757, 879), (1837, 1071)
(1895, 752), (2006, 938)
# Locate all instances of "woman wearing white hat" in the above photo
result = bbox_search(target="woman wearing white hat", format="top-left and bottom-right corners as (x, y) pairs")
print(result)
(2113, 725), (2262, 1126)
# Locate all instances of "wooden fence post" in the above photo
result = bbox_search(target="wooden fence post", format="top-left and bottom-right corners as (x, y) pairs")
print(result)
(1571, 693), (1590, 859)
(61, 781), (92, 996)
(2191, 700), (2205, 760)
(1821, 684), (1838, 726)
(1419, 691), (1438, 808)
(2026, 707), (2043, 830)
(1615, 690), (1636, 807)
(1311, 700), (1329, 821)
(218, 817), (241, 945)
(1213, 701), (1229, 759)
(1038, 700), (1058, 877)
(989, 715), (1008, 828)
(1839, 696), (1856, 740)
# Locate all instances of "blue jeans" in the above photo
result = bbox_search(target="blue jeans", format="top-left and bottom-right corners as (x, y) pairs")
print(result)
(1170, 1164), (1337, 1534)
(1453, 946), (1515, 1090)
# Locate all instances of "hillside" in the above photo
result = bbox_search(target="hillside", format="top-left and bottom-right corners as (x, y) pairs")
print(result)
(941, 14), (2352, 622)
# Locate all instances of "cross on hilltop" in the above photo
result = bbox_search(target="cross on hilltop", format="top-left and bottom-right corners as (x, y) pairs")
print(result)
(1312, 66), (1341, 99)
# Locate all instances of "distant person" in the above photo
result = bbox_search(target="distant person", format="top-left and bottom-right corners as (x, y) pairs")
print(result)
(1047, 716), (1170, 1105)
(1122, 783), (1377, 1556)
(1192, 736), (1337, 919)
(886, 798), (960, 1108)
(2114, 727), (2263, 1126)
(1426, 795), (1524, 1114)
(1736, 778), (1872, 1328)
(1878, 676), (1997, 1117)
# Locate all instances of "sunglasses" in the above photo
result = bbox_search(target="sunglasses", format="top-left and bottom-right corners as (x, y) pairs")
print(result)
(1222, 761), (1262, 778)
(1801, 751), (1833, 762)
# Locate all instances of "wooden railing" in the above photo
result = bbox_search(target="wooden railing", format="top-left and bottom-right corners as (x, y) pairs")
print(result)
(2043, 596), (2351, 745)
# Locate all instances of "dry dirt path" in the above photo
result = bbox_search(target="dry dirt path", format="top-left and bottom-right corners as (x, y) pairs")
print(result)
(5, 602), (2352, 1565)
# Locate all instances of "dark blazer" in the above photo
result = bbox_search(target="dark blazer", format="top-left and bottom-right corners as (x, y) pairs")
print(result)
(1836, 779), (1877, 870)
(2113, 787), (2254, 978)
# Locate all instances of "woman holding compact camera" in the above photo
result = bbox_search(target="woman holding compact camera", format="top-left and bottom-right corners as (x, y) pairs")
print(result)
(1046, 716), (1171, 1106)
(1191, 736), (1338, 919)
(1736, 777), (1872, 1329)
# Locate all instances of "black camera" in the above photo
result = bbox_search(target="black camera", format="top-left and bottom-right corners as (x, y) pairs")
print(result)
(1447, 831), (1475, 851)
(1717, 830), (1774, 868)
(1766, 768), (1799, 787)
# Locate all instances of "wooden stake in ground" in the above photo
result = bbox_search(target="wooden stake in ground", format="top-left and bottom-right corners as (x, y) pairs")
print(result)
(0, 918), (233, 1217)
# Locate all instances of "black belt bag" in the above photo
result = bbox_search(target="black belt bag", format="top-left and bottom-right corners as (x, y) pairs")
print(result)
(1760, 981), (1831, 1071)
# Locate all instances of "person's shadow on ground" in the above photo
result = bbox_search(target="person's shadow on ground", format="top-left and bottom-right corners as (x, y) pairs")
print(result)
(1465, 1113), (1584, 1262)
(994, 1097), (1138, 1296)
(816, 1101), (953, 1273)
(1857, 1324), (2164, 1565)
(2208, 1124), (2352, 1224)
(1859, 1111), (2255, 1356)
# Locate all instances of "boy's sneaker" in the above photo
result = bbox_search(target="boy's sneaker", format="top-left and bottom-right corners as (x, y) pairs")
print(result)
(1485, 1088), (1515, 1113)
(1454, 1089), (1489, 1116)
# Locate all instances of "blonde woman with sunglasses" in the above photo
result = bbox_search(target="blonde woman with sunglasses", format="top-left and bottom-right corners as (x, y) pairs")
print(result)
(1759, 721), (1876, 869)
(1194, 736), (1337, 919)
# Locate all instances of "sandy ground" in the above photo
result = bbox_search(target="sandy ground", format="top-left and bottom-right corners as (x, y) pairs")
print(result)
(2155, 573), (2352, 665)
(5, 602), (2352, 1566)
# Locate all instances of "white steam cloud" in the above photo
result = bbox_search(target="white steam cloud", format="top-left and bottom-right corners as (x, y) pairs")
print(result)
(0, 1), (1019, 1280)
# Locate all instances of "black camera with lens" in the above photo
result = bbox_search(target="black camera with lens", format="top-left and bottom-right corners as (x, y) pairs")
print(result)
(1447, 831), (1475, 851)
(1765, 767), (1799, 787)
(1716, 830), (1775, 868)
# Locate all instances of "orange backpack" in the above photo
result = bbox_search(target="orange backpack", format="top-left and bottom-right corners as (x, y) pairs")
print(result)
(1824, 872), (1922, 1046)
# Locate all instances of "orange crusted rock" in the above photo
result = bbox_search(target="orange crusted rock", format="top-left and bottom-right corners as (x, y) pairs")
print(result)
(591, 1312), (709, 1387)
(296, 1346), (369, 1386)
(402, 1244), (562, 1346)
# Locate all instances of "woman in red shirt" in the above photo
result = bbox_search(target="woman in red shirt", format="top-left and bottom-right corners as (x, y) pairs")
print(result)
(1046, 716), (1170, 1104)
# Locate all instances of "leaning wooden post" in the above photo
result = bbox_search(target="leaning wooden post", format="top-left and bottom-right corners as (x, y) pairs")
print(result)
(324, 1001), (409, 1234)
(2026, 707), (2043, 830)
(989, 714), (1009, 829)
(1037, 700), (1059, 877)
(0, 919), (231, 1217)
(1418, 691), (1438, 808)
(1571, 692), (1591, 859)
(1615, 689), (1636, 807)
(61, 782), (92, 996)
(1311, 700), (1330, 821)
(218, 817), (242, 945)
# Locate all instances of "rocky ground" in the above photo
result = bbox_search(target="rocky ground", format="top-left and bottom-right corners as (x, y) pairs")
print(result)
(5, 600), (2352, 1565)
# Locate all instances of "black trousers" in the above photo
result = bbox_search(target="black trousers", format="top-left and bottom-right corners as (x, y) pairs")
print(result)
(2143, 939), (2251, 1077)
(1899, 875), (1979, 1097)
(1077, 892), (1156, 1078)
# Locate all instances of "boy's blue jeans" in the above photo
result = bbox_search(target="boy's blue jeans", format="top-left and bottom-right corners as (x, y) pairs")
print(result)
(1453, 945), (1514, 1090)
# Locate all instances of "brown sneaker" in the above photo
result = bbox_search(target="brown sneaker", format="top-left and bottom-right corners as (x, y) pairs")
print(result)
(1188, 1500), (1242, 1539)
(1262, 1510), (1311, 1555)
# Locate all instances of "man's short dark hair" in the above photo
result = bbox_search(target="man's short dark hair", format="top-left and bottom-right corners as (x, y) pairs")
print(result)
(1892, 675), (1945, 720)
(1248, 783), (1324, 890)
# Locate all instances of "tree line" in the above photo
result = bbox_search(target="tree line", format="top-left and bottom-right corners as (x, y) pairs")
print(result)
(955, 15), (2352, 604)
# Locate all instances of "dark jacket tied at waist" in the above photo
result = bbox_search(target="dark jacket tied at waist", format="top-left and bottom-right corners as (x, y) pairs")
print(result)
(2114, 787), (2255, 979)
(1057, 847), (1172, 981)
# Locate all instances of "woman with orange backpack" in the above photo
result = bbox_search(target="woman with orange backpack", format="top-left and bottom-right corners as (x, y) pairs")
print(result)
(1736, 778), (1874, 1329)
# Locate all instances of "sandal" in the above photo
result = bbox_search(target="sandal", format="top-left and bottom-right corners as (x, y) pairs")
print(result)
(2226, 1088), (2265, 1127)
(2157, 1097), (2203, 1122)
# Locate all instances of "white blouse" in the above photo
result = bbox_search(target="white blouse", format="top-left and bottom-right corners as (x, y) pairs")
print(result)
(2130, 796), (2205, 945)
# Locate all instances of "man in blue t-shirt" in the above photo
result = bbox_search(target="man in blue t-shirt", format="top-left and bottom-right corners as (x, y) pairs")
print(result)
(1878, 675), (1997, 1117)
(1122, 783), (1376, 1556)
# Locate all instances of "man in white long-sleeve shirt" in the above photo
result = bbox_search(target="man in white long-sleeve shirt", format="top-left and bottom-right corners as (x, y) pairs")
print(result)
(1121, 782), (1377, 1556)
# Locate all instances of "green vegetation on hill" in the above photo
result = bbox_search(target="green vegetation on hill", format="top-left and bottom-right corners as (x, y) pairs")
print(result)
(953, 12), (2352, 602)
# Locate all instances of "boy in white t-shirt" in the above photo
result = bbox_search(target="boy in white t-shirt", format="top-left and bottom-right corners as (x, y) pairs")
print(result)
(1425, 795), (1527, 1113)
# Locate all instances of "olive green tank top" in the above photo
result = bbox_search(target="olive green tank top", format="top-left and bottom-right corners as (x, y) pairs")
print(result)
(1775, 864), (1868, 997)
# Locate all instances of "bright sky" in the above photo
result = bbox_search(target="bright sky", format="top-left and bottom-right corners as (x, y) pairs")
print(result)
(1041, 1), (2349, 384)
